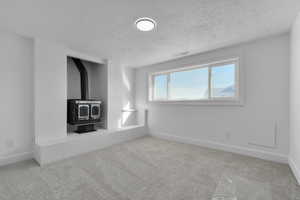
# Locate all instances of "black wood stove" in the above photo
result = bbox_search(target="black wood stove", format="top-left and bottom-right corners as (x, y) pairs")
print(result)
(67, 57), (102, 133)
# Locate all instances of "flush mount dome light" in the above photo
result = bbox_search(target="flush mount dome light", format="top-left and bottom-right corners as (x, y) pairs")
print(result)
(135, 17), (156, 31)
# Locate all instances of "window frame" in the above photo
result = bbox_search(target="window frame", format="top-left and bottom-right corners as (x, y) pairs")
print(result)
(148, 58), (241, 105)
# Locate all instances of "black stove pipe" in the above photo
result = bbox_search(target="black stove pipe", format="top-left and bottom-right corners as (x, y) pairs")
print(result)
(71, 57), (89, 100)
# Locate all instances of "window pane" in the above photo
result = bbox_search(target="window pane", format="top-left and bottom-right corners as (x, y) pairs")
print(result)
(169, 67), (209, 100)
(153, 74), (168, 100)
(211, 64), (236, 98)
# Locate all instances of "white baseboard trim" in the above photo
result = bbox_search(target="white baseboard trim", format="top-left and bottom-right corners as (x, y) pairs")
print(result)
(289, 157), (300, 185)
(150, 132), (288, 164)
(0, 151), (33, 167)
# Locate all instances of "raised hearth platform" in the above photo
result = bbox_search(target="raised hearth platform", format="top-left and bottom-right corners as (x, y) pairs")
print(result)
(34, 125), (147, 165)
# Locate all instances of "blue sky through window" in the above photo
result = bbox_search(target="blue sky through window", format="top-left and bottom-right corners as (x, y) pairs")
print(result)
(211, 64), (235, 97)
(170, 67), (208, 100)
(154, 74), (167, 99)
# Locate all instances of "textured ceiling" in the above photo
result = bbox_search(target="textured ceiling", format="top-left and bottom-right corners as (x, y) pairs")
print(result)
(0, 0), (299, 67)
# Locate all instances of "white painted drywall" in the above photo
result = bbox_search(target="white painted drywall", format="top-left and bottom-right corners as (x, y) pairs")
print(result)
(135, 34), (290, 159)
(0, 31), (34, 161)
(108, 60), (137, 128)
(290, 13), (300, 182)
(34, 39), (67, 143)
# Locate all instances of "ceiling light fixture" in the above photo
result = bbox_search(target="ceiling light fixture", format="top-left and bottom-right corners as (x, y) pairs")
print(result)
(135, 17), (156, 32)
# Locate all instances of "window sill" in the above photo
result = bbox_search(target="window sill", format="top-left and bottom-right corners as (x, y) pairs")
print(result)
(148, 99), (244, 106)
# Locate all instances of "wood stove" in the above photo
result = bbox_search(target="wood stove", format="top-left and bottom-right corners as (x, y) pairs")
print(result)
(67, 57), (102, 133)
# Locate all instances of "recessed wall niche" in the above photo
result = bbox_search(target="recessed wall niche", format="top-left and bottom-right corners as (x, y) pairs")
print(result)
(67, 56), (108, 133)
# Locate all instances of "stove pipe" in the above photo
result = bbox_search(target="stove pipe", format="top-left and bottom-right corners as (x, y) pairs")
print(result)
(71, 57), (89, 100)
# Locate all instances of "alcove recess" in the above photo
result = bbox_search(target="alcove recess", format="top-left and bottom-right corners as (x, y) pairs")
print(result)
(67, 56), (108, 133)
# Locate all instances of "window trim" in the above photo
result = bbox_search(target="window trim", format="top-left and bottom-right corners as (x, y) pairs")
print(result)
(148, 57), (242, 105)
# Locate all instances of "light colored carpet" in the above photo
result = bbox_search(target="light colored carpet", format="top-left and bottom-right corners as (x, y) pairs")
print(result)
(0, 136), (299, 200)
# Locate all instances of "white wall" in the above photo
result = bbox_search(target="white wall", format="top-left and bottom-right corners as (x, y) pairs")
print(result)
(0, 31), (34, 163)
(108, 60), (137, 128)
(290, 13), (300, 182)
(34, 39), (67, 143)
(136, 34), (290, 161)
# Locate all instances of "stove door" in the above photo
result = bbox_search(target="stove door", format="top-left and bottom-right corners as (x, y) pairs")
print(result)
(78, 104), (89, 120)
(91, 104), (101, 119)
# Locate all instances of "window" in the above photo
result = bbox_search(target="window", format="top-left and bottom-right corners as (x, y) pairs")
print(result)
(211, 63), (236, 98)
(149, 58), (240, 103)
(169, 67), (209, 100)
(153, 74), (168, 100)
